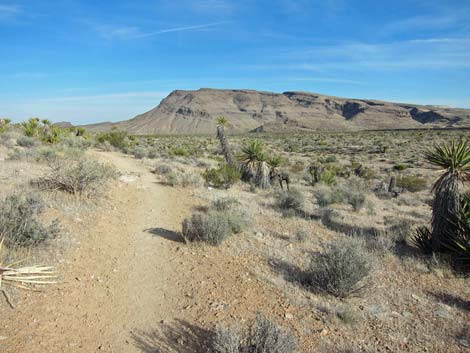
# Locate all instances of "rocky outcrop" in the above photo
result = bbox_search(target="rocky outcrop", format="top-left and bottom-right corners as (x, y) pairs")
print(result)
(82, 88), (470, 134)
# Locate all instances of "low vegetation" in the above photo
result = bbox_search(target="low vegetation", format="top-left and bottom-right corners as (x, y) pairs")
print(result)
(34, 158), (117, 197)
(307, 238), (372, 298)
(0, 194), (59, 247)
(214, 315), (296, 353)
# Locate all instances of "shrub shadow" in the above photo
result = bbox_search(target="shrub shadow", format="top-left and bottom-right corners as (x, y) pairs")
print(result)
(131, 320), (214, 353)
(268, 257), (313, 288)
(146, 228), (185, 243)
(427, 290), (470, 312)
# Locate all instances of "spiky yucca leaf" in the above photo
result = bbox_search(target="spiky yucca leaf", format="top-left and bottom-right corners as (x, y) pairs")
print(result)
(216, 116), (228, 126)
(424, 139), (470, 251)
(239, 140), (266, 169)
(425, 140), (470, 181)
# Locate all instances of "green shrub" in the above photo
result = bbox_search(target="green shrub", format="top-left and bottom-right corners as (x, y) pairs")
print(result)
(203, 164), (241, 189)
(34, 158), (117, 197)
(396, 175), (427, 192)
(97, 130), (128, 149)
(214, 314), (296, 353)
(0, 194), (59, 247)
(182, 212), (231, 245)
(393, 163), (408, 171)
(307, 238), (371, 298)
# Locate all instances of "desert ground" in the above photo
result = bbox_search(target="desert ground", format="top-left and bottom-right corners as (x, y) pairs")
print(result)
(0, 125), (469, 352)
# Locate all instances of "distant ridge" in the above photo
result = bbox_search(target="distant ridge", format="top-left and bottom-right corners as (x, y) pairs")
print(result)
(81, 88), (470, 134)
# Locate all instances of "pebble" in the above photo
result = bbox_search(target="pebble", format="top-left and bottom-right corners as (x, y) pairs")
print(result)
(285, 313), (294, 320)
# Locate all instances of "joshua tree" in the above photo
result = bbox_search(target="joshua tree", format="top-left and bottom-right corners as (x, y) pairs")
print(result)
(216, 117), (234, 167)
(239, 140), (270, 189)
(425, 140), (470, 251)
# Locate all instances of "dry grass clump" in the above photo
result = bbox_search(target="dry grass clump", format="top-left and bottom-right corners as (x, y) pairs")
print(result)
(306, 237), (372, 298)
(0, 193), (59, 247)
(276, 188), (305, 214)
(164, 171), (203, 188)
(314, 181), (367, 211)
(213, 314), (296, 353)
(34, 157), (117, 197)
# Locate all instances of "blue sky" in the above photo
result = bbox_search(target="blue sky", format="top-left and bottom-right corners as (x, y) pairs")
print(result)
(0, 0), (469, 124)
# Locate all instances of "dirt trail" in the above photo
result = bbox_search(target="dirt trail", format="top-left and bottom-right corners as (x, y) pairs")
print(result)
(1, 151), (199, 353)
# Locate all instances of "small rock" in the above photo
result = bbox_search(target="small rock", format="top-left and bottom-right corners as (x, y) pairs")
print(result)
(458, 338), (470, 348)
(402, 311), (413, 318)
(285, 313), (294, 320)
(434, 304), (452, 319)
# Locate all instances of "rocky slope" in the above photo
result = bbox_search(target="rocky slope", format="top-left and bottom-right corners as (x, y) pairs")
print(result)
(83, 88), (470, 134)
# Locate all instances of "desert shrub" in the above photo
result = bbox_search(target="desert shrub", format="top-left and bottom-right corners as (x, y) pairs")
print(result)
(96, 130), (128, 149)
(132, 147), (148, 159)
(276, 188), (305, 214)
(153, 164), (173, 175)
(307, 238), (371, 298)
(170, 146), (190, 157)
(0, 194), (59, 247)
(393, 163), (408, 171)
(314, 183), (366, 211)
(211, 197), (241, 211)
(296, 229), (309, 242)
(34, 158), (117, 197)
(62, 136), (93, 150)
(182, 212), (231, 245)
(396, 175), (427, 192)
(164, 171), (202, 187)
(17, 135), (39, 148)
(347, 192), (366, 212)
(289, 160), (304, 174)
(213, 314), (296, 353)
(319, 169), (336, 185)
(203, 164), (241, 189)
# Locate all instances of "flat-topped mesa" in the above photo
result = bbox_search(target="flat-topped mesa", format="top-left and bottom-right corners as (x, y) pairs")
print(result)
(81, 88), (470, 134)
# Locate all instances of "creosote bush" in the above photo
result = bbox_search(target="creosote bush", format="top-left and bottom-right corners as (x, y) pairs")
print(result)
(34, 157), (117, 197)
(203, 163), (241, 189)
(213, 314), (296, 353)
(307, 238), (372, 298)
(182, 212), (231, 246)
(0, 194), (59, 247)
(182, 198), (247, 245)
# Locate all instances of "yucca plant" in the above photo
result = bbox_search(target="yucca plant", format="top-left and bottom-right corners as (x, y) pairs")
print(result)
(424, 139), (470, 251)
(444, 193), (470, 264)
(239, 140), (270, 188)
(22, 118), (40, 137)
(216, 117), (234, 167)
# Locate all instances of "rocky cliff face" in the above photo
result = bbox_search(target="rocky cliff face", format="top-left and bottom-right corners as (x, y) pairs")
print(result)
(83, 88), (470, 134)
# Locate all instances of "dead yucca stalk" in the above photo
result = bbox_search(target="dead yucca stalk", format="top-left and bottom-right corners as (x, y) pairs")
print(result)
(0, 238), (58, 308)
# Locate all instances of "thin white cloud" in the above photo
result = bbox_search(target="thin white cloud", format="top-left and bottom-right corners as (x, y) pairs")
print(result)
(0, 4), (21, 19)
(35, 91), (167, 104)
(381, 12), (470, 36)
(95, 21), (230, 40)
(287, 77), (365, 85)
(275, 37), (470, 71)
(133, 21), (230, 38)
